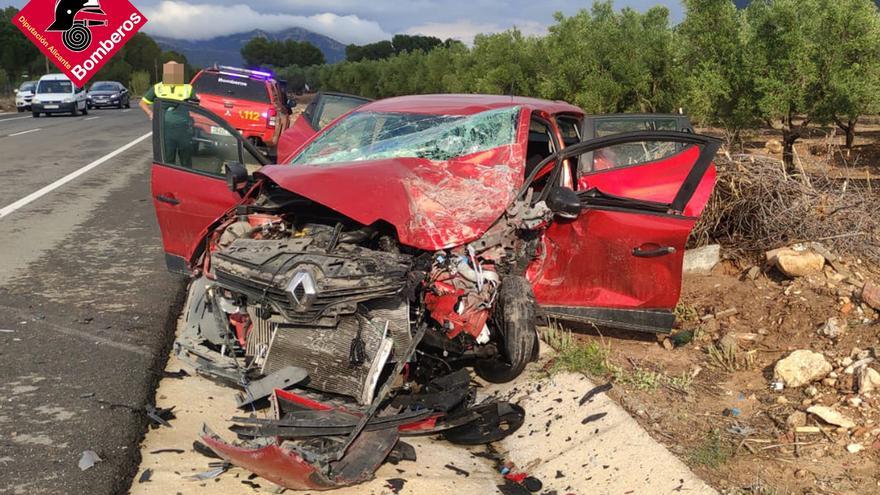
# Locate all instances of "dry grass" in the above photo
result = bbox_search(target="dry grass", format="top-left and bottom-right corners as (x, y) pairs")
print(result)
(691, 151), (880, 264)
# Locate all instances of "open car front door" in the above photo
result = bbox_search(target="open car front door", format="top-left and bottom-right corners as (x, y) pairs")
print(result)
(150, 98), (269, 274)
(527, 131), (720, 333)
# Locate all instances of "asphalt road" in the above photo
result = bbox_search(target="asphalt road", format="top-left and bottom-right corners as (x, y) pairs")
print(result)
(0, 107), (186, 494)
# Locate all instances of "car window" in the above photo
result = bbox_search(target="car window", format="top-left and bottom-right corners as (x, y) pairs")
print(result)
(313, 95), (370, 129)
(192, 72), (269, 103)
(292, 106), (520, 166)
(584, 118), (682, 174)
(19, 82), (35, 92)
(556, 116), (581, 147)
(38, 80), (72, 94)
(91, 82), (117, 91)
(159, 101), (261, 177)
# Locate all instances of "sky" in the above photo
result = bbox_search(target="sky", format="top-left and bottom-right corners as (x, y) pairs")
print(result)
(8, 0), (686, 44)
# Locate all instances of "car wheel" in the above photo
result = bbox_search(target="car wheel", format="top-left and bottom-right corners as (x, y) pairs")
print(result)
(32, 112), (40, 118)
(17, 108), (24, 113)
(474, 276), (538, 383)
(125, 99), (131, 108)
(81, 104), (88, 115)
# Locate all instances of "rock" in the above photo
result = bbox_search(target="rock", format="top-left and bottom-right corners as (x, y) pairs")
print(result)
(804, 385), (818, 397)
(818, 317), (847, 339)
(787, 411), (807, 428)
(774, 350), (832, 387)
(682, 244), (721, 274)
(822, 378), (837, 387)
(848, 397), (863, 408)
(746, 265), (761, 280)
(862, 281), (880, 310)
(807, 405), (856, 429)
(847, 443), (864, 454)
(775, 251), (826, 278)
(842, 357), (854, 367)
(857, 367), (880, 394)
(766, 139), (783, 154)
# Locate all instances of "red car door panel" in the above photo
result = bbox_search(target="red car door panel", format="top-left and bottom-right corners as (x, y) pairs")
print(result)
(150, 98), (268, 274)
(579, 145), (716, 217)
(527, 131), (720, 333)
(529, 209), (694, 308)
(151, 165), (240, 272)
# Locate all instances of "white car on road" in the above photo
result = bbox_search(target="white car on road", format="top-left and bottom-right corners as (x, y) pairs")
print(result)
(31, 74), (88, 117)
(14, 81), (36, 112)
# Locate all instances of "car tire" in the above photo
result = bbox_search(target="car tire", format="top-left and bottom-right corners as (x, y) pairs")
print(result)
(32, 112), (40, 118)
(125, 99), (131, 108)
(71, 105), (79, 116)
(17, 108), (24, 113)
(474, 276), (538, 383)
(82, 104), (88, 115)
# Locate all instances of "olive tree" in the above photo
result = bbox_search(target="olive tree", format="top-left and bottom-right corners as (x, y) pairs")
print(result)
(743, 0), (823, 170)
(814, 0), (880, 149)
(538, 1), (679, 113)
(677, 0), (756, 143)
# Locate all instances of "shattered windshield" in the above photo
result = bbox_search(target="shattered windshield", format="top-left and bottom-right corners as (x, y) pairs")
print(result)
(290, 106), (520, 166)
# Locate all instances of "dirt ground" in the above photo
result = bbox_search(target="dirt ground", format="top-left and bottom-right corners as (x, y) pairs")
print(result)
(566, 254), (880, 495)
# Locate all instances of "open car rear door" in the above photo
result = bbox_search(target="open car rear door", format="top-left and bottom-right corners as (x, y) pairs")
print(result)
(527, 131), (720, 334)
(277, 92), (372, 163)
(150, 98), (269, 274)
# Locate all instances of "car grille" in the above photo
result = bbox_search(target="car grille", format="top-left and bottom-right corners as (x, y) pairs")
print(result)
(214, 269), (404, 325)
(211, 238), (412, 327)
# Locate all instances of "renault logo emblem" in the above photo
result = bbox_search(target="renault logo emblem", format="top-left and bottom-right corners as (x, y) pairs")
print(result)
(286, 270), (317, 310)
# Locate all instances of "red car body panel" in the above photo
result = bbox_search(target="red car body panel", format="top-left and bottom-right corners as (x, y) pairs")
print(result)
(257, 125), (529, 252)
(276, 114), (317, 164)
(531, 147), (716, 310)
(151, 165), (241, 267)
(201, 429), (336, 490)
(579, 146), (715, 217)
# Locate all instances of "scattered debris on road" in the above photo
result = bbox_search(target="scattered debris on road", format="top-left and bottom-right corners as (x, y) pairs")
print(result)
(77, 450), (102, 471)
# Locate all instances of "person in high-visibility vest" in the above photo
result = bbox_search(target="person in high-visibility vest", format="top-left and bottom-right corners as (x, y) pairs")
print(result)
(140, 61), (198, 167)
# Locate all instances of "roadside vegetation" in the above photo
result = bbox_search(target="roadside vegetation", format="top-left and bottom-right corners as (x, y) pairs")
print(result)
(278, 0), (880, 172)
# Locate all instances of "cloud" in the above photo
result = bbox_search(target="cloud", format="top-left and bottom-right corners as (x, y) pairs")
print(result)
(405, 19), (547, 45)
(142, 1), (390, 43)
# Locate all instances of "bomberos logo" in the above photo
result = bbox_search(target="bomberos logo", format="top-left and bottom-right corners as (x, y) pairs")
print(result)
(13, 0), (147, 86)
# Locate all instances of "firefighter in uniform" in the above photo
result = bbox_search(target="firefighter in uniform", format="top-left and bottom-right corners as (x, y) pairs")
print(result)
(140, 78), (198, 167)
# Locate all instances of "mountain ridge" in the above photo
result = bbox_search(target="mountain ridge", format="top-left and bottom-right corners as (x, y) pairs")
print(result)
(152, 27), (346, 68)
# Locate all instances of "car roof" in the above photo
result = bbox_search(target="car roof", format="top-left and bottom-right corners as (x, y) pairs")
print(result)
(359, 94), (584, 116)
(39, 73), (71, 81)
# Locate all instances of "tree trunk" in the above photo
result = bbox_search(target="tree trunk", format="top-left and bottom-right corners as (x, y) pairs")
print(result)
(782, 128), (796, 173)
(845, 120), (856, 149)
(833, 116), (858, 149)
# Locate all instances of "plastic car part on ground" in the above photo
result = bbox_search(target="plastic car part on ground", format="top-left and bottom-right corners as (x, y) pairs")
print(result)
(197, 373), (525, 490)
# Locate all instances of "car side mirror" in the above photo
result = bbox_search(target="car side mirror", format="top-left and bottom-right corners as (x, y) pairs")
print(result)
(225, 162), (249, 194)
(546, 186), (581, 219)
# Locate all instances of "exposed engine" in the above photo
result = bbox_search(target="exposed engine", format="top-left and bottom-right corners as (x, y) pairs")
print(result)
(185, 187), (552, 404)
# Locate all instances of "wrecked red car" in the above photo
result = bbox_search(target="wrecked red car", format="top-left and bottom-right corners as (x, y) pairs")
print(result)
(149, 94), (719, 489)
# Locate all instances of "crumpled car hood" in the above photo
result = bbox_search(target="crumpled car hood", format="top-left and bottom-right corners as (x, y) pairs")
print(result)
(256, 144), (524, 251)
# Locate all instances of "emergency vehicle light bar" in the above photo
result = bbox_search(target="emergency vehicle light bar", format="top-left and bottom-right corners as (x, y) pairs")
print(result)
(217, 66), (273, 80)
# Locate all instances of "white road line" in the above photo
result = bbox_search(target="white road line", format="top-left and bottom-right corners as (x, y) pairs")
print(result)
(84, 116), (100, 121)
(0, 131), (153, 219)
(121, 109), (131, 113)
(8, 128), (41, 137)
(0, 116), (32, 123)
